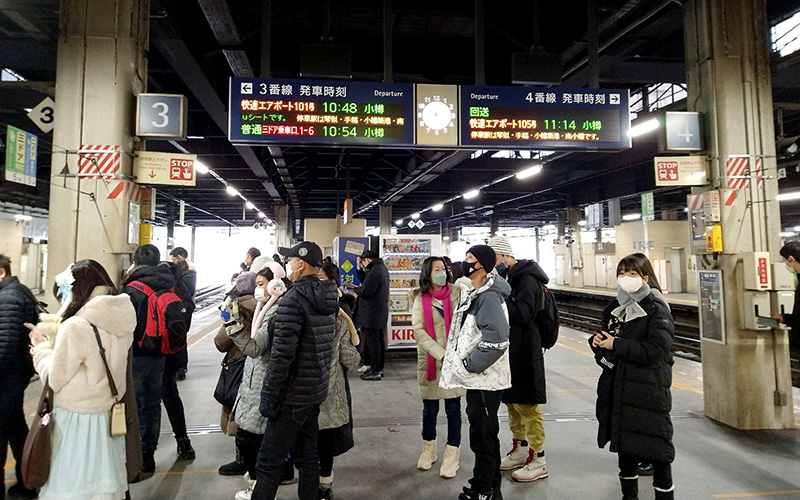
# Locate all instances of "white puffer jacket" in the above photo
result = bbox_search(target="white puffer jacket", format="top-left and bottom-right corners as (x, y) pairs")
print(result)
(33, 293), (135, 413)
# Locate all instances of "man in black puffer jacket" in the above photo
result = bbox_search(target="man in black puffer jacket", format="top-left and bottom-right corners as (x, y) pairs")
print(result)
(0, 254), (38, 499)
(250, 241), (337, 500)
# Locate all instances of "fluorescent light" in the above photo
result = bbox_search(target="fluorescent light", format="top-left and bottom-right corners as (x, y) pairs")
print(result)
(194, 161), (209, 174)
(443, 236), (450, 241)
(395, 219), (403, 225)
(776, 192), (800, 201)
(780, 232), (796, 237)
(463, 189), (480, 199)
(258, 211), (266, 218)
(226, 185), (239, 196)
(623, 213), (642, 221)
(187, 135), (205, 139)
(246, 201), (255, 210)
(684, 207), (689, 212)
(794, 226), (800, 232)
(23, 107), (32, 113)
(516, 164), (543, 179)
(411, 212), (420, 220)
(628, 118), (659, 138)
(432, 203), (444, 211)
(578, 220), (587, 226)
(14, 214), (32, 222)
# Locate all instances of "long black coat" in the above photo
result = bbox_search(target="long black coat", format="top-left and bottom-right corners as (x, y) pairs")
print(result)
(502, 260), (548, 405)
(354, 258), (390, 330)
(0, 276), (37, 379)
(590, 293), (675, 463)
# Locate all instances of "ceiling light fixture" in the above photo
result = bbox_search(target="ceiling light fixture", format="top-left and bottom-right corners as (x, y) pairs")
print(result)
(432, 203), (444, 211)
(463, 189), (480, 199)
(258, 211), (266, 218)
(411, 212), (420, 220)
(628, 118), (660, 138)
(395, 219), (403, 225)
(776, 192), (800, 202)
(516, 164), (543, 179)
(246, 201), (255, 210)
(623, 213), (642, 221)
(780, 231), (796, 237)
(443, 236), (450, 241)
(194, 161), (209, 174)
(187, 135), (205, 139)
(578, 220), (587, 226)
(226, 185), (239, 196)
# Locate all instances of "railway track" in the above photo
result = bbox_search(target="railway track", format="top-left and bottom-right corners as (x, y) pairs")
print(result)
(550, 288), (800, 387)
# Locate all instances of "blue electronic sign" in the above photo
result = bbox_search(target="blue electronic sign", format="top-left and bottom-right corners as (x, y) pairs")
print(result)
(228, 78), (415, 146)
(460, 85), (631, 150)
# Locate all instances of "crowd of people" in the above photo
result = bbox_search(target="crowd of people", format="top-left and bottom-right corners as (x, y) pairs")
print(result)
(0, 233), (697, 500)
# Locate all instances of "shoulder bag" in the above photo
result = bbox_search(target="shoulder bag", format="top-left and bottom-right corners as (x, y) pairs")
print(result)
(214, 353), (246, 407)
(21, 379), (54, 488)
(91, 323), (127, 437)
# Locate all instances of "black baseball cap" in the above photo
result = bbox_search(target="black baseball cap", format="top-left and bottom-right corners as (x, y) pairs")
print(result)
(279, 241), (323, 267)
(359, 250), (379, 259)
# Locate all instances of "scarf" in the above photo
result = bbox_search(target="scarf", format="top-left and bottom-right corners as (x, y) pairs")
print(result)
(422, 284), (453, 381)
(612, 282), (652, 323)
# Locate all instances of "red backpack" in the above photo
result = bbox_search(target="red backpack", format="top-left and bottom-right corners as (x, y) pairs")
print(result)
(127, 281), (190, 355)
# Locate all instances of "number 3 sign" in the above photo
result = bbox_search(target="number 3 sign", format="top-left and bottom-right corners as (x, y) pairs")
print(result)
(135, 94), (188, 139)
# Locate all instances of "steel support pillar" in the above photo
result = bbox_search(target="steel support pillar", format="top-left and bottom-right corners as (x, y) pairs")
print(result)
(685, 0), (793, 429)
(379, 205), (392, 234)
(274, 205), (291, 249)
(568, 207), (584, 288)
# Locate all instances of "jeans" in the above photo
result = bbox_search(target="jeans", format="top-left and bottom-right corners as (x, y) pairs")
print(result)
(362, 327), (385, 371)
(619, 453), (673, 490)
(133, 355), (165, 455)
(422, 398), (462, 447)
(0, 373), (30, 486)
(506, 403), (545, 451)
(466, 389), (503, 494)
(162, 351), (188, 438)
(252, 405), (321, 500)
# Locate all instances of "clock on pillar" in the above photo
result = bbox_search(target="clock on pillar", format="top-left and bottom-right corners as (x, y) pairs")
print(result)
(415, 84), (459, 146)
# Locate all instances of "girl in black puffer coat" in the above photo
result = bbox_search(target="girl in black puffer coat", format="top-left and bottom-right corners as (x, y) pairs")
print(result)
(589, 253), (676, 500)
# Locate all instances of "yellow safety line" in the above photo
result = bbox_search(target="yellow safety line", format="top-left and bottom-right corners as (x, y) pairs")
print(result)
(188, 319), (222, 349)
(712, 490), (800, 498)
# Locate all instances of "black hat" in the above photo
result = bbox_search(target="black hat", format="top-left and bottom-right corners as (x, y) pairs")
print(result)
(467, 244), (496, 274)
(359, 249), (379, 259)
(278, 241), (323, 267)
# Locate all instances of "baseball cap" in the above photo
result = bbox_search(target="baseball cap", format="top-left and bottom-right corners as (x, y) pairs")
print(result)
(278, 241), (323, 267)
(359, 250), (379, 259)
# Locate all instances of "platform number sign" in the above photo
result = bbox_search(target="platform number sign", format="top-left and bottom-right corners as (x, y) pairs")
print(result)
(136, 94), (188, 139)
(665, 112), (702, 151)
(27, 97), (55, 133)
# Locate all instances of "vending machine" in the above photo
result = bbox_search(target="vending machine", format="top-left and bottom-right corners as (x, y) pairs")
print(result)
(379, 234), (442, 348)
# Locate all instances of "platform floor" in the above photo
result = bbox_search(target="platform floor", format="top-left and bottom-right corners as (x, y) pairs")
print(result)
(549, 283), (698, 306)
(6, 308), (800, 500)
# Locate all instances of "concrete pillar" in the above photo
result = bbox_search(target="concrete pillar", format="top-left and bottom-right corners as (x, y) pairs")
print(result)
(685, 0), (793, 429)
(489, 213), (499, 237)
(45, 0), (149, 307)
(274, 205), (291, 248)
(568, 207), (584, 288)
(379, 205), (392, 234)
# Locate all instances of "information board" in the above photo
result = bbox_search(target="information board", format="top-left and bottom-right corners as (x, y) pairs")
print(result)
(4, 125), (37, 186)
(699, 270), (725, 344)
(460, 85), (631, 150)
(229, 78), (414, 146)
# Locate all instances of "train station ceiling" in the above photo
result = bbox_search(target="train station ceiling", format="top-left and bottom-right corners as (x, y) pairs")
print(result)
(2, 0), (800, 235)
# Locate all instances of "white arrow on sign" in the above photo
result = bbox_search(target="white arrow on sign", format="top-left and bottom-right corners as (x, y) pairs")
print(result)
(27, 97), (55, 133)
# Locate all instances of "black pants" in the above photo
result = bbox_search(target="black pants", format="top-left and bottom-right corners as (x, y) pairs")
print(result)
(162, 351), (188, 438)
(0, 373), (30, 487)
(236, 428), (264, 478)
(465, 389), (503, 494)
(619, 453), (673, 490)
(252, 405), (320, 500)
(362, 327), (385, 371)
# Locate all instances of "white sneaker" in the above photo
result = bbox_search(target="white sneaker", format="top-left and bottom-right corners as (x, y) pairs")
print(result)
(234, 486), (254, 500)
(511, 450), (549, 482)
(358, 365), (371, 373)
(499, 439), (529, 471)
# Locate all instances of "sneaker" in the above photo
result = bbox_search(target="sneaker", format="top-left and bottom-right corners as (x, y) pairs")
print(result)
(7, 484), (38, 499)
(219, 460), (247, 476)
(510, 450), (548, 482)
(234, 486), (254, 500)
(357, 365), (371, 373)
(176, 436), (196, 460)
(499, 439), (529, 471)
(417, 440), (437, 471)
(360, 369), (383, 381)
(458, 486), (497, 500)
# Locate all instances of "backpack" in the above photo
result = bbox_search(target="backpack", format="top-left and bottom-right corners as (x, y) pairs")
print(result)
(535, 285), (560, 350)
(127, 281), (190, 355)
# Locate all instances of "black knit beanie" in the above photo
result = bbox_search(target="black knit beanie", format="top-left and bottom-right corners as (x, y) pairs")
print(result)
(467, 244), (496, 274)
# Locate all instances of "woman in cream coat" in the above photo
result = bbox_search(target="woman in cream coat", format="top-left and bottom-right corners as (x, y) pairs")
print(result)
(29, 260), (136, 500)
(411, 257), (466, 479)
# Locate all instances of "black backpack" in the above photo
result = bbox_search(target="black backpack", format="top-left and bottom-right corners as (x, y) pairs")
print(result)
(535, 285), (560, 350)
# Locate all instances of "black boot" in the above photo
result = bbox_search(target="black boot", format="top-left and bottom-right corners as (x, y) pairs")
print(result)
(7, 484), (37, 499)
(218, 446), (247, 476)
(176, 435), (195, 460)
(130, 452), (155, 483)
(654, 486), (675, 500)
(620, 476), (639, 500)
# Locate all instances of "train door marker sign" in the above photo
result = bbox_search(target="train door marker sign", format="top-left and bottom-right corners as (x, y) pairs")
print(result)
(27, 97), (55, 134)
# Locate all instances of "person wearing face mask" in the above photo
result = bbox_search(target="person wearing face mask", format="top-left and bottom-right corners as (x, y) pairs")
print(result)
(410, 257), (467, 479)
(589, 253), (676, 500)
(248, 241), (338, 500)
(439, 245), (512, 500)
(488, 236), (550, 483)
(352, 250), (390, 381)
(771, 241), (800, 355)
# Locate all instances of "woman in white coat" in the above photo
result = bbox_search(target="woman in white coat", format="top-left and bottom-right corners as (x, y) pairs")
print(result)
(28, 260), (136, 500)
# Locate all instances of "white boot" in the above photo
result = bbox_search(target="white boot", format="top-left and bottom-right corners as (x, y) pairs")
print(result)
(511, 449), (549, 482)
(439, 445), (460, 478)
(234, 473), (257, 500)
(499, 438), (529, 471)
(417, 440), (437, 470)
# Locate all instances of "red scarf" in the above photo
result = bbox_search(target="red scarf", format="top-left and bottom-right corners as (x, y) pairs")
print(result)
(422, 284), (453, 381)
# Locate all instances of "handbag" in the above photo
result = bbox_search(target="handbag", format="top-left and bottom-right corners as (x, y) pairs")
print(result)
(21, 379), (54, 489)
(213, 354), (246, 407)
(90, 323), (127, 437)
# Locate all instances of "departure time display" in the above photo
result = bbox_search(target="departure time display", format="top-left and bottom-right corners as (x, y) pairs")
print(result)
(461, 85), (631, 150)
(229, 78), (415, 146)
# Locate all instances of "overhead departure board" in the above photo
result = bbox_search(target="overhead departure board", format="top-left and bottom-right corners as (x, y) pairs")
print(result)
(460, 85), (631, 150)
(229, 78), (414, 146)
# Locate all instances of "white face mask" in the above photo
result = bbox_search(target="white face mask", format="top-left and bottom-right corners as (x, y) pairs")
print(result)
(254, 287), (267, 302)
(786, 261), (797, 275)
(617, 275), (644, 294)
